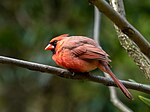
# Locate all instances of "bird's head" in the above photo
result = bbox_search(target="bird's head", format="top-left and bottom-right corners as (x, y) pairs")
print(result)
(45, 34), (69, 54)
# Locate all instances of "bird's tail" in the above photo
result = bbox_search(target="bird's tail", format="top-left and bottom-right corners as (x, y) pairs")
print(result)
(98, 63), (133, 100)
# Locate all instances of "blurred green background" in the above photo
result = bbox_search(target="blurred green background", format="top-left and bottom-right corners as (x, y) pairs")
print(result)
(0, 0), (149, 112)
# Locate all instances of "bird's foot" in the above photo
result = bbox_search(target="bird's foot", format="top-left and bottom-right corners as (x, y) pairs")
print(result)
(67, 69), (90, 78)
(67, 69), (76, 76)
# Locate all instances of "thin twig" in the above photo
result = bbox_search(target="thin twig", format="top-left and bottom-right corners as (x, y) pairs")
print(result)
(0, 56), (150, 94)
(89, 0), (150, 58)
(93, 6), (101, 45)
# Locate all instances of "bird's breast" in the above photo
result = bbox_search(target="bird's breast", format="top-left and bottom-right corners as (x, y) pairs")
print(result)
(52, 49), (98, 72)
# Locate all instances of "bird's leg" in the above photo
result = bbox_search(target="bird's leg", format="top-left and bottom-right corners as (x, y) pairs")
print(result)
(67, 69), (90, 76)
(59, 69), (76, 78)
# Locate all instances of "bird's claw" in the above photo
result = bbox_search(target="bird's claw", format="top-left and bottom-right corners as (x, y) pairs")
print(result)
(69, 71), (75, 77)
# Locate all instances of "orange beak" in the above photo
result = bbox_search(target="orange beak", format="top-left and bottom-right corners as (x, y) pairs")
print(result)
(45, 44), (54, 50)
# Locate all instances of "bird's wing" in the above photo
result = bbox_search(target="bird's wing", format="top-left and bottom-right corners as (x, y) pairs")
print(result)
(71, 44), (111, 62)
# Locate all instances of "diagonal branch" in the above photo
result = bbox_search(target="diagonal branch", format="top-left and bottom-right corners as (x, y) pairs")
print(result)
(109, 0), (150, 79)
(89, 0), (150, 59)
(0, 56), (150, 94)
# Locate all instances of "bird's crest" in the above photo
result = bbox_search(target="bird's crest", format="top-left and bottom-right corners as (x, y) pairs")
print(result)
(50, 34), (69, 43)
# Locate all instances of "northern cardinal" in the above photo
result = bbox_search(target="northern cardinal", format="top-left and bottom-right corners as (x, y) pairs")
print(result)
(45, 34), (132, 99)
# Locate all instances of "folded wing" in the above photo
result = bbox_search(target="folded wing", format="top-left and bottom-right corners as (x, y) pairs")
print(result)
(71, 44), (111, 63)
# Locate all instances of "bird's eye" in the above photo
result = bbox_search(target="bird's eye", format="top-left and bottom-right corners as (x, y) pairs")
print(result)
(50, 40), (58, 47)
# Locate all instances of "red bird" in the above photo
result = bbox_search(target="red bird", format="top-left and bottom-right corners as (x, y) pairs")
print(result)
(45, 34), (132, 99)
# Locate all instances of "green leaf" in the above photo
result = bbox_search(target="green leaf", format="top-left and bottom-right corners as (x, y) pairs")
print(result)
(139, 95), (150, 107)
(128, 79), (137, 83)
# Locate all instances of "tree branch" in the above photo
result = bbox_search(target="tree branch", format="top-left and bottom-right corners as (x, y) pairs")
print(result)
(89, 0), (150, 58)
(0, 56), (150, 94)
(108, 0), (150, 80)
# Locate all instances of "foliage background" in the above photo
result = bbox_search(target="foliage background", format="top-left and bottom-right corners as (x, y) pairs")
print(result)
(0, 0), (149, 112)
